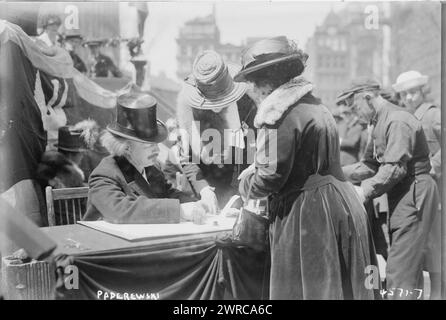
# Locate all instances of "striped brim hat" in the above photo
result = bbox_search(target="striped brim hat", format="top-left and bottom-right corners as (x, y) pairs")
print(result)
(182, 50), (247, 110)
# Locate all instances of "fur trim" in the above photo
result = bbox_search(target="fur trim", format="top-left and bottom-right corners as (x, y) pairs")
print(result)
(254, 77), (313, 128)
(73, 119), (100, 149)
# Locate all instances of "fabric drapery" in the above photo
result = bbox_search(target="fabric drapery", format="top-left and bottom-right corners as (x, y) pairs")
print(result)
(55, 236), (269, 300)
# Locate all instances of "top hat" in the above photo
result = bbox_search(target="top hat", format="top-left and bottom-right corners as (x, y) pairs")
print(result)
(107, 90), (167, 143)
(234, 36), (308, 82)
(181, 50), (247, 110)
(392, 70), (428, 93)
(55, 126), (88, 153)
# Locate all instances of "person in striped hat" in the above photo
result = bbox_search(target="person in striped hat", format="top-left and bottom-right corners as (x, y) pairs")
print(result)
(177, 50), (257, 212)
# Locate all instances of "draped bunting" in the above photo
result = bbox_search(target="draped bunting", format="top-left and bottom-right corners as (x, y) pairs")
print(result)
(0, 20), (117, 109)
(55, 237), (269, 300)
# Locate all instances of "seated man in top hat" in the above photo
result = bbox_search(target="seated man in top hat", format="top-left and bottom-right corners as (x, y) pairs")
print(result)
(83, 89), (205, 224)
(341, 78), (440, 299)
(176, 50), (258, 212)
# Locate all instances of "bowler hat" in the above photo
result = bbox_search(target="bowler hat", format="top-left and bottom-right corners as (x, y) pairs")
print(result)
(182, 50), (247, 110)
(55, 126), (88, 153)
(107, 90), (167, 143)
(234, 36), (308, 82)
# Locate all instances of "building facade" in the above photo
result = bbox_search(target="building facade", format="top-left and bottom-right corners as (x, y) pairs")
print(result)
(176, 12), (246, 79)
(176, 14), (221, 80)
(306, 2), (441, 108)
(388, 2), (441, 105)
(306, 3), (387, 108)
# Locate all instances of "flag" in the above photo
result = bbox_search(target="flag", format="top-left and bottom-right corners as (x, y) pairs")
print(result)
(0, 20), (119, 191)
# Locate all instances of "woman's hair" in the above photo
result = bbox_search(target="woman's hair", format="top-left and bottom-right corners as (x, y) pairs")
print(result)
(245, 59), (305, 90)
(100, 131), (130, 156)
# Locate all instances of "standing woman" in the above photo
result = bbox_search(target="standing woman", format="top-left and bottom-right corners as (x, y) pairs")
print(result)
(234, 37), (378, 299)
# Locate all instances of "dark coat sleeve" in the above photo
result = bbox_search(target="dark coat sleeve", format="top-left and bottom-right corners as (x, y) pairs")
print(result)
(150, 163), (197, 203)
(88, 167), (181, 224)
(239, 118), (296, 200)
(343, 139), (379, 184)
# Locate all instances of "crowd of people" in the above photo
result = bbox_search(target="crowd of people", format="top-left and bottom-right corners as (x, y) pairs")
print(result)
(0, 12), (442, 300)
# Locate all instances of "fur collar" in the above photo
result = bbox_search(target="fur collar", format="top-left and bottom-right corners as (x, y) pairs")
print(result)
(254, 77), (313, 128)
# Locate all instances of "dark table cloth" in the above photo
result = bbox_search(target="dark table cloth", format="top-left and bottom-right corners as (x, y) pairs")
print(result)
(41, 225), (269, 300)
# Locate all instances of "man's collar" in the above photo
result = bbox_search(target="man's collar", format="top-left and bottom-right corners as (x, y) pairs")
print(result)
(369, 96), (387, 126)
(125, 156), (144, 175)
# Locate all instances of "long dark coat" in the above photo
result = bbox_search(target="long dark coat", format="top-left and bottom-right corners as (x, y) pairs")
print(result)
(239, 78), (378, 300)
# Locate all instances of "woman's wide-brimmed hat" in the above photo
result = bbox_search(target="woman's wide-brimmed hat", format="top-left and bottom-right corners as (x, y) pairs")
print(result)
(181, 50), (247, 110)
(392, 70), (429, 93)
(107, 90), (167, 143)
(234, 36), (308, 82)
(55, 126), (88, 153)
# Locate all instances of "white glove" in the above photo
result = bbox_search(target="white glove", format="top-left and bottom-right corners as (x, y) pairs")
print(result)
(237, 163), (256, 181)
(354, 185), (366, 204)
(199, 186), (219, 215)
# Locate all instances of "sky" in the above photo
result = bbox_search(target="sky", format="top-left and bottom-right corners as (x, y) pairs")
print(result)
(141, 1), (345, 81)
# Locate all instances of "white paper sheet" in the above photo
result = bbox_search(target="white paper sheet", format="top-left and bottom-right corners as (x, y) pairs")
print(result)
(78, 216), (236, 241)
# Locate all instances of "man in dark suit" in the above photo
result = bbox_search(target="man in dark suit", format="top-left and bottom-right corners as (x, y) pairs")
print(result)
(83, 89), (204, 224)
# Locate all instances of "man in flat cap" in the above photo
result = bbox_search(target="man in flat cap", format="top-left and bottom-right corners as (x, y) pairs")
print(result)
(84, 88), (204, 224)
(342, 79), (440, 299)
(393, 71), (441, 184)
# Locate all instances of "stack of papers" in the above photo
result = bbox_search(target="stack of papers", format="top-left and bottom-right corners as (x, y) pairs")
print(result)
(78, 215), (236, 241)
